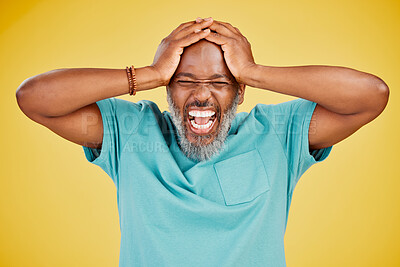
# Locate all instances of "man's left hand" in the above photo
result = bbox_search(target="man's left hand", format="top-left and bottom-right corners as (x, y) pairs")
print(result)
(196, 17), (256, 84)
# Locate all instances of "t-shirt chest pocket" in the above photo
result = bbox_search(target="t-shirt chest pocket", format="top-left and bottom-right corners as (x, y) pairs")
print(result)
(213, 148), (270, 206)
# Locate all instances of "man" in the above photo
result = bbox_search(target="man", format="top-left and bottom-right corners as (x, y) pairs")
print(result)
(16, 17), (389, 266)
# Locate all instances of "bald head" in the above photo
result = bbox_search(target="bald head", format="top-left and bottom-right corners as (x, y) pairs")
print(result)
(171, 39), (236, 83)
(182, 39), (225, 67)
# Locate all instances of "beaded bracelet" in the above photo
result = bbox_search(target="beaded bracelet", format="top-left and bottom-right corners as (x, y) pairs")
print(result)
(125, 65), (137, 96)
(130, 65), (137, 96)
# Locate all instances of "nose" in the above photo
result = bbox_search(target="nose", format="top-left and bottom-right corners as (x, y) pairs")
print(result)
(192, 83), (212, 102)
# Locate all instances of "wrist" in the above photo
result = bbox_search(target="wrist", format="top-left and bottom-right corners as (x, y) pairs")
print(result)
(147, 65), (168, 87)
(238, 63), (261, 86)
(133, 66), (165, 92)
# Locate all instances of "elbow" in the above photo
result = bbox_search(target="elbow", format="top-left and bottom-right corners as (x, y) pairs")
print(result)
(16, 79), (30, 112)
(364, 77), (389, 119)
(16, 77), (40, 119)
(374, 77), (389, 113)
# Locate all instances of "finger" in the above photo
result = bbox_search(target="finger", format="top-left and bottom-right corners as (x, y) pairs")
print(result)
(178, 28), (212, 48)
(206, 20), (237, 38)
(174, 18), (214, 40)
(203, 31), (232, 47)
(196, 17), (212, 23)
(216, 21), (240, 35)
(233, 26), (242, 35)
(212, 20), (244, 38)
(170, 21), (195, 36)
(215, 21), (249, 46)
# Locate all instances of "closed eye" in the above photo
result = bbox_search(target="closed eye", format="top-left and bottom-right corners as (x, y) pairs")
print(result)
(213, 82), (229, 85)
(177, 80), (195, 83)
(177, 81), (229, 84)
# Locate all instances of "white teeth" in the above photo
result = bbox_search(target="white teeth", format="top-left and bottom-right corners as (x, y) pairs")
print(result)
(188, 110), (215, 117)
(190, 119), (213, 130)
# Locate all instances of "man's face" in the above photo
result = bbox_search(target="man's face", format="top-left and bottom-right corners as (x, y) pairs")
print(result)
(166, 39), (245, 161)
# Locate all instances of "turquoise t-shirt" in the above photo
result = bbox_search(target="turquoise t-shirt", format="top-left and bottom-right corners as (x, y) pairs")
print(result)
(82, 97), (332, 267)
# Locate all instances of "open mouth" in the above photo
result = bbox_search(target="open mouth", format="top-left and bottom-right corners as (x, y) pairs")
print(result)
(186, 109), (218, 135)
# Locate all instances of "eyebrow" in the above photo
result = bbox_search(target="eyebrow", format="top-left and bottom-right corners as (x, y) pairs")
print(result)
(175, 72), (234, 82)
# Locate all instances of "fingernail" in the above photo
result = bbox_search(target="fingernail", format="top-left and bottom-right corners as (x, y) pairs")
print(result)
(196, 17), (202, 23)
(204, 17), (212, 21)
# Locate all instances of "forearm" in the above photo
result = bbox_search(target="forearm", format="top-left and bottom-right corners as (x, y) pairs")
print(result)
(242, 64), (389, 115)
(16, 66), (163, 117)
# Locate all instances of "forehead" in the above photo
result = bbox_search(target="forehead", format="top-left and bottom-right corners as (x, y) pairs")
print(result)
(174, 40), (233, 80)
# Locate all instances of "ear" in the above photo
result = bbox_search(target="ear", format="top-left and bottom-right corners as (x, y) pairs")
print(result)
(238, 83), (246, 105)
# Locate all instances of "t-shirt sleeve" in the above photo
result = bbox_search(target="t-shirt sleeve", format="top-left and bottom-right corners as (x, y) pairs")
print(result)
(82, 98), (121, 186)
(82, 98), (161, 187)
(268, 98), (333, 189)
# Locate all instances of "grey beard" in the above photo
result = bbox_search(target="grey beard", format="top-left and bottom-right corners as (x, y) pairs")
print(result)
(166, 90), (239, 162)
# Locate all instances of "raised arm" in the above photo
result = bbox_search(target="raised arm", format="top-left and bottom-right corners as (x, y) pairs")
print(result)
(240, 65), (389, 150)
(15, 18), (215, 149)
(16, 67), (163, 149)
(201, 18), (390, 150)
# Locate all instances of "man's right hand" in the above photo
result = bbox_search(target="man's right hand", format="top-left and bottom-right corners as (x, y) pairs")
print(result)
(151, 17), (214, 86)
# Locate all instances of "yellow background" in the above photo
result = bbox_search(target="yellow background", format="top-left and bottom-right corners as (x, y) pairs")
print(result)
(1, 0), (399, 266)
